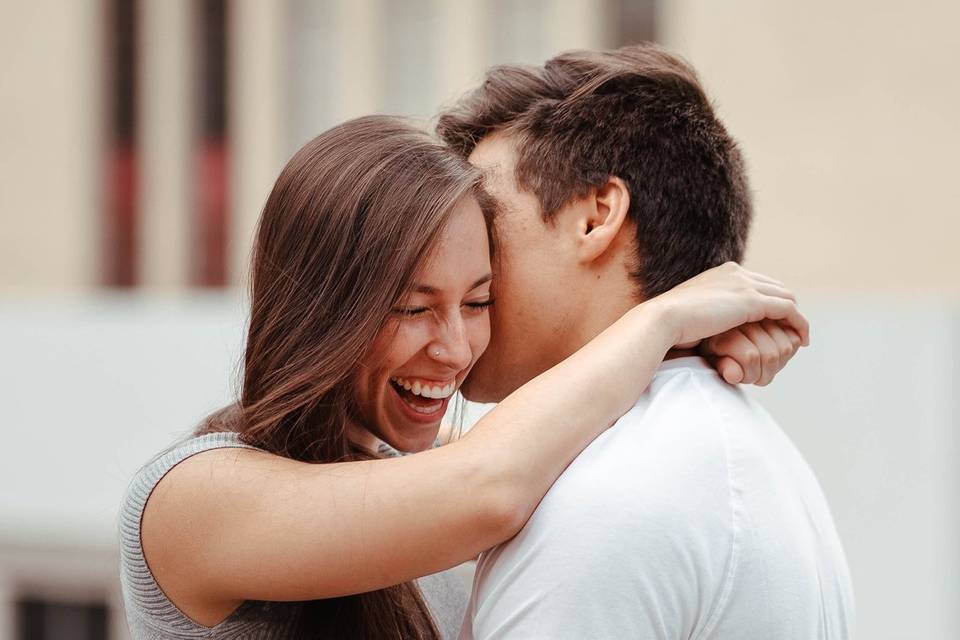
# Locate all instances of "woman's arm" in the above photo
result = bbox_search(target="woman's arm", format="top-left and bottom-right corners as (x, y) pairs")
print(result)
(142, 263), (806, 624)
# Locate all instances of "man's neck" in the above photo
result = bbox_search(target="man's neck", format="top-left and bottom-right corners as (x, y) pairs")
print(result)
(560, 287), (697, 366)
(562, 289), (637, 356)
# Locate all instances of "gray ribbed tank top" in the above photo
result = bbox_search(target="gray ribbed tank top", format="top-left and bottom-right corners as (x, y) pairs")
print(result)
(118, 431), (469, 639)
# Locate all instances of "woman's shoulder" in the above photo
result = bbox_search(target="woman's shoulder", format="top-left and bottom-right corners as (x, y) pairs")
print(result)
(121, 432), (254, 513)
(118, 432), (260, 624)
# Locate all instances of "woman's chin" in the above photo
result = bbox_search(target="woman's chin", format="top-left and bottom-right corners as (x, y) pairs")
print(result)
(379, 414), (442, 453)
(380, 383), (450, 452)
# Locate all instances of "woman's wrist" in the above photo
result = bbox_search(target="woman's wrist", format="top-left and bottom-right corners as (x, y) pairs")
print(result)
(628, 296), (679, 354)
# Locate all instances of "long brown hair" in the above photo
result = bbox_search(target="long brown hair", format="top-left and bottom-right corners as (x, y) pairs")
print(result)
(198, 116), (494, 638)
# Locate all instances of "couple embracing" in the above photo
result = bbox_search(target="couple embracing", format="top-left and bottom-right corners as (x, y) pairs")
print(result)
(120, 44), (854, 639)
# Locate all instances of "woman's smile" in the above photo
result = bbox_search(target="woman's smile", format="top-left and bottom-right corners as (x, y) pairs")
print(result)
(388, 377), (453, 424)
(390, 376), (458, 399)
(388, 374), (458, 423)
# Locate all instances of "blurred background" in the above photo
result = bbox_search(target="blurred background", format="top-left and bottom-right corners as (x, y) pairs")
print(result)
(1, 0), (957, 638)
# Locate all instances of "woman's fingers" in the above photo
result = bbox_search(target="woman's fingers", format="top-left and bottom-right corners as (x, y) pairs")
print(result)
(784, 325), (803, 349)
(703, 328), (761, 384)
(753, 295), (810, 346)
(741, 323), (781, 386)
(739, 269), (807, 344)
(762, 320), (801, 368)
(710, 356), (745, 384)
(702, 318), (806, 387)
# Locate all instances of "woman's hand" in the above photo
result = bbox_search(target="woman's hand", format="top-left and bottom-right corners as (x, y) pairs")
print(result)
(700, 321), (803, 386)
(645, 262), (809, 370)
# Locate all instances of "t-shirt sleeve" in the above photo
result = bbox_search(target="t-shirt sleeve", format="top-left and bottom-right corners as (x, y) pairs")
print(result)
(461, 436), (737, 639)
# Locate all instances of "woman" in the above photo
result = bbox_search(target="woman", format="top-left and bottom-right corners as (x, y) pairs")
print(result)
(119, 116), (807, 639)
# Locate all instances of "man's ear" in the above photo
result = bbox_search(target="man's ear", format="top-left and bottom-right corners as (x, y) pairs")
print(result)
(577, 177), (631, 264)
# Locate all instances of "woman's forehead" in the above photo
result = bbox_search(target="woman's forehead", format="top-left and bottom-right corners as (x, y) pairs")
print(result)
(411, 199), (492, 294)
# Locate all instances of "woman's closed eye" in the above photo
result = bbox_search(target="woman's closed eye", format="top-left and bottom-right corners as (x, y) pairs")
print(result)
(392, 306), (429, 317)
(464, 299), (495, 314)
(392, 299), (494, 318)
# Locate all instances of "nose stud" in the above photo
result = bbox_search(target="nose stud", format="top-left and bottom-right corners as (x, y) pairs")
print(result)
(433, 348), (442, 358)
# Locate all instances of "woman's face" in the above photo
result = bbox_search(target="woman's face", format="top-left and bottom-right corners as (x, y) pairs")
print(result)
(354, 196), (493, 452)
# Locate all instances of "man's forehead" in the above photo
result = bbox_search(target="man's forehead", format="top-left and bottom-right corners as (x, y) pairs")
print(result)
(469, 131), (518, 170)
(478, 165), (507, 193)
(471, 143), (519, 196)
(469, 132), (538, 219)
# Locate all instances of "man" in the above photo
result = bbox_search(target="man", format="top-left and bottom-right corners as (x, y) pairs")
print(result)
(437, 44), (854, 639)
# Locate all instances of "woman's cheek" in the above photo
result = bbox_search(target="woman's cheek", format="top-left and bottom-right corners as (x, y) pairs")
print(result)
(366, 319), (400, 363)
(390, 322), (430, 364)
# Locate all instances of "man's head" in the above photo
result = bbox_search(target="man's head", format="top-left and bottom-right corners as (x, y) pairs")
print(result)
(437, 44), (752, 402)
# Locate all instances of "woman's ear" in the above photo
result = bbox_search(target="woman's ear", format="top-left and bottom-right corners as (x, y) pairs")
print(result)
(578, 177), (631, 264)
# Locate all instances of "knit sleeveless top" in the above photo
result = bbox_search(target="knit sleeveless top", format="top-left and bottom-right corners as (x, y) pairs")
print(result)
(118, 431), (468, 639)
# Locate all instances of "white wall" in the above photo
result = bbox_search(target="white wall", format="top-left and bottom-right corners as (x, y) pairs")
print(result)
(748, 301), (960, 639)
(0, 295), (246, 550)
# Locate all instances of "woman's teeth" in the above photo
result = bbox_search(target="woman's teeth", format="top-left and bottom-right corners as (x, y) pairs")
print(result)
(405, 397), (444, 414)
(390, 376), (456, 399)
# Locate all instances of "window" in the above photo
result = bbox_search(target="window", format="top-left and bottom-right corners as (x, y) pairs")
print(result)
(16, 597), (109, 640)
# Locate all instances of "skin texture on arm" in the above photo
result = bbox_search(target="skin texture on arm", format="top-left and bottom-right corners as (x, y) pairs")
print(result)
(141, 263), (806, 626)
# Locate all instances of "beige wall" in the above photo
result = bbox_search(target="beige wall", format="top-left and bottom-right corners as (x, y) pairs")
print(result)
(229, 0), (287, 287)
(660, 0), (960, 297)
(1, 0), (956, 297)
(0, 0), (101, 291)
(139, 0), (193, 289)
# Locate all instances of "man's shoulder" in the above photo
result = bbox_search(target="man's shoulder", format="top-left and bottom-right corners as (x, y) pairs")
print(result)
(547, 362), (740, 498)
(514, 363), (745, 550)
(468, 361), (853, 640)
(521, 359), (790, 543)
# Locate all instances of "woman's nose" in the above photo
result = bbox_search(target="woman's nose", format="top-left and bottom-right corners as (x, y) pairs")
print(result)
(429, 315), (473, 370)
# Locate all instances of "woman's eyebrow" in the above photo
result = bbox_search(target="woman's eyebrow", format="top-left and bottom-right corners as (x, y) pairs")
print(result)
(412, 284), (439, 295)
(411, 273), (493, 296)
(470, 273), (493, 290)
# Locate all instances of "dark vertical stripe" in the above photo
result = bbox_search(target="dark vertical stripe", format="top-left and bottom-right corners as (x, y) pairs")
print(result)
(194, 0), (229, 288)
(105, 0), (139, 287)
(610, 0), (657, 45)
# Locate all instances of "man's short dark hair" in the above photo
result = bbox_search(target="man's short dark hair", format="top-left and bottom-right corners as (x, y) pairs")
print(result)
(437, 44), (752, 299)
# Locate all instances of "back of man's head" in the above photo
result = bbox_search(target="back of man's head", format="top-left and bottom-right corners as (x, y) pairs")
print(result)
(437, 43), (752, 299)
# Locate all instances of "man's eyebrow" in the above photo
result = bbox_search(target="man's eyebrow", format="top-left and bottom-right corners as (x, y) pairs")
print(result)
(411, 273), (493, 296)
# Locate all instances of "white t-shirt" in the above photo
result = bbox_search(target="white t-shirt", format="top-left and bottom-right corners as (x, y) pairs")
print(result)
(460, 357), (854, 639)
